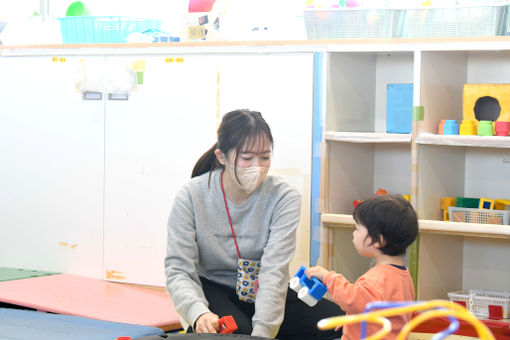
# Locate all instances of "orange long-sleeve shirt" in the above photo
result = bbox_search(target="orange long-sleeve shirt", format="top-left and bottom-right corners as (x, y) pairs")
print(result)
(323, 264), (415, 340)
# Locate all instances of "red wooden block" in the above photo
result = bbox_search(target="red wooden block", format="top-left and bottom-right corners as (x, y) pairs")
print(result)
(219, 315), (238, 334)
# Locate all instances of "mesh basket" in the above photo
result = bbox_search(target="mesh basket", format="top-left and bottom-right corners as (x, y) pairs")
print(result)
(448, 289), (510, 319)
(399, 5), (508, 38)
(303, 8), (403, 39)
(58, 16), (162, 44)
(448, 206), (510, 225)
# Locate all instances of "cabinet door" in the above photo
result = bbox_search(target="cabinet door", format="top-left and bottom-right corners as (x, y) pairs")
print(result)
(0, 56), (105, 278)
(103, 56), (218, 286)
(218, 54), (314, 272)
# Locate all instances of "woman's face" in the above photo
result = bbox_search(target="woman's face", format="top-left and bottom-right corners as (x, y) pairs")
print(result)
(222, 134), (272, 194)
(230, 135), (272, 169)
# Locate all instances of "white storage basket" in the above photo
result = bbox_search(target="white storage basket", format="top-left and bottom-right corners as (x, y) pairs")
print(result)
(448, 289), (510, 319)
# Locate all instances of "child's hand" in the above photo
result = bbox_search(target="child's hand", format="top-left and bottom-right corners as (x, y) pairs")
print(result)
(305, 266), (329, 282)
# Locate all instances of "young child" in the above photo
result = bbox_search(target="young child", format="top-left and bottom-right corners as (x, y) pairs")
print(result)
(306, 194), (419, 340)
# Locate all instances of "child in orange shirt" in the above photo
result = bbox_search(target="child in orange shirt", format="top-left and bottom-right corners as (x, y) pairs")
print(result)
(306, 194), (419, 340)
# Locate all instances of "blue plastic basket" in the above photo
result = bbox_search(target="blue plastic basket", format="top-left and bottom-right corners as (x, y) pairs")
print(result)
(58, 16), (162, 44)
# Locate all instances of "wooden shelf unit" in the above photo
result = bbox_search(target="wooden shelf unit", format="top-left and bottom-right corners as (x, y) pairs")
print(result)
(319, 45), (510, 301)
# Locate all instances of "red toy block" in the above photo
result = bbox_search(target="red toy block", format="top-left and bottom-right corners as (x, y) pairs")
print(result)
(452, 300), (467, 308)
(219, 315), (238, 334)
(489, 305), (503, 320)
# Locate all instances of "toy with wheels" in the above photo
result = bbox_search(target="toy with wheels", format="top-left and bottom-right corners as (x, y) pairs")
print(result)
(289, 266), (327, 307)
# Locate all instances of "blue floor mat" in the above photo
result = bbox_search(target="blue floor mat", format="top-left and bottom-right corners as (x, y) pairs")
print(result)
(0, 308), (164, 340)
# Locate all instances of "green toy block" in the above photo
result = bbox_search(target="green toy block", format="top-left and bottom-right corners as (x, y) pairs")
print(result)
(455, 197), (480, 208)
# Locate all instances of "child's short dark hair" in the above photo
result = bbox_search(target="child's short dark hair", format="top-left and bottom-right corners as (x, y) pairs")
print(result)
(352, 194), (418, 256)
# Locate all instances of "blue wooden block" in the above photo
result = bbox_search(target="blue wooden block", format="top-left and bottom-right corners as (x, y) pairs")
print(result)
(386, 83), (413, 134)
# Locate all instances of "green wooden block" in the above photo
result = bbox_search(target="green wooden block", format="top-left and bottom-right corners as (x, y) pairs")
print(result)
(0, 267), (58, 282)
(455, 197), (480, 208)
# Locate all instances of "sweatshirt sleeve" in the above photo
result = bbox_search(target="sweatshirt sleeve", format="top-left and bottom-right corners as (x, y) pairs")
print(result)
(323, 270), (381, 315)
(165, 186), (210, 329)
(251, 191), (301, 338)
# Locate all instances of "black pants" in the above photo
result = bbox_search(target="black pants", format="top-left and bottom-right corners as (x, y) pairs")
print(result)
(195, 277), (344, 340)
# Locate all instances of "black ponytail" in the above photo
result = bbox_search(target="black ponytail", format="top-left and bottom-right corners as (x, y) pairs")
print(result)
(191, 143), (221, 178)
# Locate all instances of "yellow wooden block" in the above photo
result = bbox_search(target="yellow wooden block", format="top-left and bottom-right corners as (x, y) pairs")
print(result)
(495, 199), (510, 210)
(478, 197), (495, 209)
(463, 84), (510, 122)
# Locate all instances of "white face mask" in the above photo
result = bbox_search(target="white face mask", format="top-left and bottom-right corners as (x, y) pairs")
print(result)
(229, 164), (269, 194)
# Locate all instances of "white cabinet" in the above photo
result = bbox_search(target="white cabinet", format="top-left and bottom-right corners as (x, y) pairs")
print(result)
(103, 56), (218, 286)
(319, 44), (510, 301)
(0, 50), (315, 286)
(0, 56), (105, 278)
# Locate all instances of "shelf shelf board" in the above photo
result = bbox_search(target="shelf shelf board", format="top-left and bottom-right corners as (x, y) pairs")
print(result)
(321, 213), (355, 228)
(321, 213), (510, 239)
(417, 132), (510, 149)
(325, 131), (411, 143)
(419, 219), (510, 239)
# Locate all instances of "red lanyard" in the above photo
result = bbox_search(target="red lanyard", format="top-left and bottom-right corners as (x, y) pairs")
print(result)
(220, 170), (241, 259)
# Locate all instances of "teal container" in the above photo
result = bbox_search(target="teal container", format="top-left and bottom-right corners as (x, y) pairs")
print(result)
(58, 16), (162, 44)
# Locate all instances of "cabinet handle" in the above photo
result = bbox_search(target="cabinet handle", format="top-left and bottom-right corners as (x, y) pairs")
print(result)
(82, 91), (103, 100)
(108, 93), (129, 101)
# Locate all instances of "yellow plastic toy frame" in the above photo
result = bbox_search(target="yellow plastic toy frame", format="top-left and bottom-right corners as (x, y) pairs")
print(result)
(317, 299), (495, 340)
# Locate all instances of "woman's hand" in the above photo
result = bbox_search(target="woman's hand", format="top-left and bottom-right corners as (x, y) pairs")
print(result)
(305, 266), (329, 282)
(195, 312), (220, 333)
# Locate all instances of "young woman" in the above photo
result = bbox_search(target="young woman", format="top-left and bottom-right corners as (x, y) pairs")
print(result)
(165, 109), (343, 339)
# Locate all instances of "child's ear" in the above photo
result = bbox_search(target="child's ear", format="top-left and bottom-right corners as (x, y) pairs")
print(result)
(375, 235), (386, 249)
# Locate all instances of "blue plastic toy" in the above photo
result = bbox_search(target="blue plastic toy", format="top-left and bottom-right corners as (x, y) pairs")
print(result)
(443, 120), (459, 135)
(289, 266), (327, 307)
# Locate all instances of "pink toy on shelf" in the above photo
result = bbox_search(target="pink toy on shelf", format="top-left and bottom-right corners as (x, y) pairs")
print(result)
(495, 121), (510, 136)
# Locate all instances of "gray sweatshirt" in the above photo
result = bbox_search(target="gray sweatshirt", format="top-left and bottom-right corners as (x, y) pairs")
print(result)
(165, 169), (301, 338)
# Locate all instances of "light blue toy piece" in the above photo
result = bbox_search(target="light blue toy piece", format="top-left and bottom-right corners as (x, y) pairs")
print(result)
(289, 265), (327, 307)
(443, 120), (459, 135)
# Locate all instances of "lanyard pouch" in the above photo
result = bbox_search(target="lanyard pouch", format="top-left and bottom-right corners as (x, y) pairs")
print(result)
(221, 170), (261, 303)
(236, 258), (261, 303)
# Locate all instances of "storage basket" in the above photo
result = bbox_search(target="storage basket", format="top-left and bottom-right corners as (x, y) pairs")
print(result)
(303, 8), (403, 39)
(448, 206), (510, 225)
(58, 16), (162, 44)
(448, 289), (510, 319)
(399, 5), (508, 38)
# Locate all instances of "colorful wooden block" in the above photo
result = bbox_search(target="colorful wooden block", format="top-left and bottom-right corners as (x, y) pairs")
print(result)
(463, 84), (510, 122)
(479, 198), (495, 209)
(440, 197), (456, 221)
(495, 199), (510, 210)
(455, 197), (480, 208)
